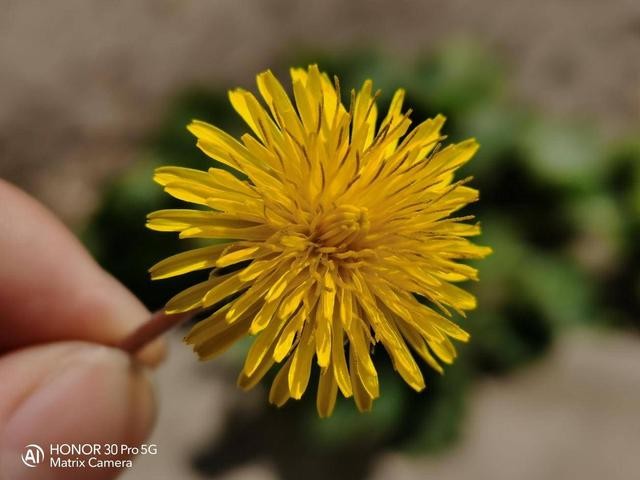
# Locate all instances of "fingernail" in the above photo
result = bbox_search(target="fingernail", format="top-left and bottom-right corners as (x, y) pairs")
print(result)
(136, 337), (169, 369)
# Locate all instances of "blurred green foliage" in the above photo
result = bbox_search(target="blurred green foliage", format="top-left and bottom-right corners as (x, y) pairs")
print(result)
(84, 43), (639, 480)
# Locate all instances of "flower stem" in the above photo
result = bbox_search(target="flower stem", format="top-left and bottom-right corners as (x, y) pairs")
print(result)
(118, 309), (196, 354)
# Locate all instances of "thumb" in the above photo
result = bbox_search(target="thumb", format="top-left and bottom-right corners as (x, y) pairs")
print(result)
(0, 342), (155, 480)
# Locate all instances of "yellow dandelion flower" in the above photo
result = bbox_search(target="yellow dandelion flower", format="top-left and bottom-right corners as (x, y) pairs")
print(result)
(147, 65), (491, 417)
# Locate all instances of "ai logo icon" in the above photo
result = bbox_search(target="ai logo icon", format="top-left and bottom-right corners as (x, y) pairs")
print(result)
(21, 444), (45, 467)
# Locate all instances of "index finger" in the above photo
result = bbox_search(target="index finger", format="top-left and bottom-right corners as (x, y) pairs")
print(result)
(0, 179), (164, 364)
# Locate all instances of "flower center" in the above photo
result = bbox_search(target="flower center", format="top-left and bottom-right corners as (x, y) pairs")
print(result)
(313, 205), (370, 250)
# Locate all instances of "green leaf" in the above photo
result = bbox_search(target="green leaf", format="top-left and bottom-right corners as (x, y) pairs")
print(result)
(519, 120), (605, 191)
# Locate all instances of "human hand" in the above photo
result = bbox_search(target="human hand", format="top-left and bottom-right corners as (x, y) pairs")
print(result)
(0, 179), (165, 480)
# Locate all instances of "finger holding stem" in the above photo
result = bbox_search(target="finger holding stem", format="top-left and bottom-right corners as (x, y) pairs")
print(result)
(118, 309), (198, 355)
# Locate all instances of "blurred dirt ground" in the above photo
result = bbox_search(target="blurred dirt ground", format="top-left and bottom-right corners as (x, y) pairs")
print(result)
(125, 330), (640, 480)
(1, 1), (639, 479)
(1, 0), (639, 224)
